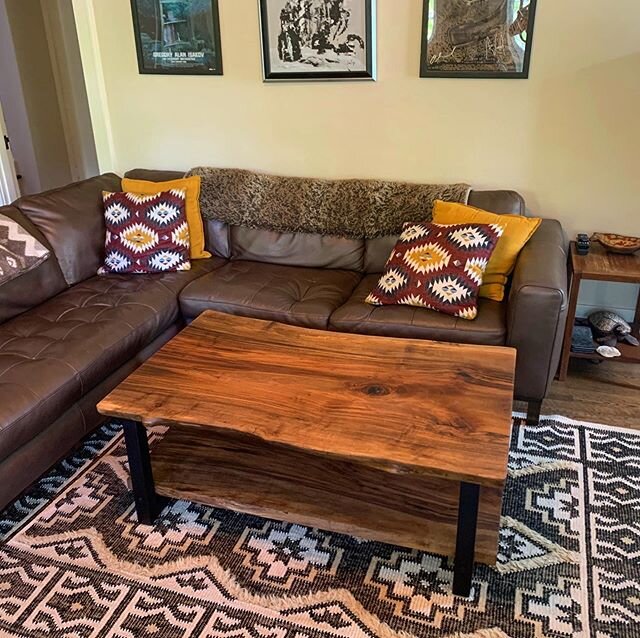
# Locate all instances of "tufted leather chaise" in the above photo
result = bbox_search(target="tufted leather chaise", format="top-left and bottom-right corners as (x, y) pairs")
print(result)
(0, 175), (225, 509)
(0, 170), (568, 510)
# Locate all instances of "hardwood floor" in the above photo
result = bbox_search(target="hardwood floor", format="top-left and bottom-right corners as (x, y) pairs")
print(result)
(515, 360), (640, 431)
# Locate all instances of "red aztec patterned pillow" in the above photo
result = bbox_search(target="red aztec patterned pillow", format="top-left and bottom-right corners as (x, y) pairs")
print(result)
(99, 190), (191, 275)
(366, 222), (503, 320)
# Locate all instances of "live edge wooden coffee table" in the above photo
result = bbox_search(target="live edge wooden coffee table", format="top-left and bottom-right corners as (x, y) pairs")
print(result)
(97, 310), (516, 597)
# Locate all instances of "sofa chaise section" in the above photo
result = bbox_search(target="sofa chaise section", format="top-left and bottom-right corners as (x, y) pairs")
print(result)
(0, 329), (177, 511)
(0, 175), (227, 510)
(0, 260), (222, 509)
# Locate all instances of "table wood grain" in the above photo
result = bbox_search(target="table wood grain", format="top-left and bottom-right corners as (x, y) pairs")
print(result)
(572, 241), (640, 282)
(99, 310), (516, 487)
(151, 424), (504, 564)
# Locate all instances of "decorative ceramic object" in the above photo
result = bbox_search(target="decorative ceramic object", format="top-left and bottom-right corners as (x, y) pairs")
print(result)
(592, 233), (640, 255)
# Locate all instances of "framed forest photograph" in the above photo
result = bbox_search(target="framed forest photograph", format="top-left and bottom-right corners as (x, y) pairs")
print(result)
(259, 0), (376, 81)
(130, 0), (223, 75)
(420, 0), (537, 79)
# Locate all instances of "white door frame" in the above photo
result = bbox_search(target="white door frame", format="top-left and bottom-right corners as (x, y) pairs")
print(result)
(0, 100), (20, 205)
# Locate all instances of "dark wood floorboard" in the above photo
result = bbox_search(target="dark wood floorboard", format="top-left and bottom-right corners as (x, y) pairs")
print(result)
(515, 360), (640, 431)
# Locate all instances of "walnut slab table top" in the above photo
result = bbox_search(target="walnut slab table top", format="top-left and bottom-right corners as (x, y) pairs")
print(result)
(98, 310), (516, 597)
(99, 310), (516, 485)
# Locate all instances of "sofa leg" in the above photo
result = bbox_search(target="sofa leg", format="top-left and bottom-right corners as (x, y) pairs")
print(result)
(526, 400), (542, 426)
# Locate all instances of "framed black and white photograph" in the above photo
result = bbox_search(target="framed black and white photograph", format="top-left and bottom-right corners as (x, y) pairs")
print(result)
(420, 0), (536, 79)
(130, 0), (223, 75)
(259, 0), (376, 81)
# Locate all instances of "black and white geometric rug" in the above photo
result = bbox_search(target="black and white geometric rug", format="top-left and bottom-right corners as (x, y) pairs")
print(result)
(0, 415), (638, 637)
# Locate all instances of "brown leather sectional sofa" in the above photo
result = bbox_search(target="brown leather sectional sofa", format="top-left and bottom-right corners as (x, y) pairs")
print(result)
(0, 169), (568, 511)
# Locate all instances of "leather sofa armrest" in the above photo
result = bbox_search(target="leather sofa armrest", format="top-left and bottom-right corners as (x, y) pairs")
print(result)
(507, 219), (569, 401)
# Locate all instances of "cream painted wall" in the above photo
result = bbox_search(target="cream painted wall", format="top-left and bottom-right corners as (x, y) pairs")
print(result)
(79, 0), (639, 237)
(76, 0), (640, 314)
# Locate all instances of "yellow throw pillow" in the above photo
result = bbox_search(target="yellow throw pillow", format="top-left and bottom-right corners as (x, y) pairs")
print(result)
(122, 176), (211, 259)
(432, 200), (541, 302)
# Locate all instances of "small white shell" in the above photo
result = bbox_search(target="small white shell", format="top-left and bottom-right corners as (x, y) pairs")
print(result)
(596, 345), (622, 358)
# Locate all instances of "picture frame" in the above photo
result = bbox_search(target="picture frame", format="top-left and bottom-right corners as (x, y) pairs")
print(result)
(420, 0), (537, 79)
(130, 0), (223, 75)
(258, 0), (376, 82)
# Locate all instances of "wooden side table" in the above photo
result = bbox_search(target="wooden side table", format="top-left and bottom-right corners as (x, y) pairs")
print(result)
(558, 242), (640, 380)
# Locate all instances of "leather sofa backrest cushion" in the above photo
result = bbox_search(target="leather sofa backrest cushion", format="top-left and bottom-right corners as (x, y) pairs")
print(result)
(364, 236), (399, 275)
(467, 190), (525, 216)
(364, 189), (526, 273)
(230, 226), (365, 271)
(205, 219), (231, 259)
(124, 168), (186, 182)
(0, 206), (67, 324)
(15, 173), (122, 285)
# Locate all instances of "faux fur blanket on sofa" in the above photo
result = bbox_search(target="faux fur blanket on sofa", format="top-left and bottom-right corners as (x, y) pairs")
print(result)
(187, 167), (470, 239)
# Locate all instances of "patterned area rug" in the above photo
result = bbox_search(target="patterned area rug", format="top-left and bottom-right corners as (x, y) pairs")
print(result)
(0, 416), (638, 638)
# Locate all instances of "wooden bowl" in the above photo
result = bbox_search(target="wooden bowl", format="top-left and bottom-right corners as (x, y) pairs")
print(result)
(592, 233), (640, 255)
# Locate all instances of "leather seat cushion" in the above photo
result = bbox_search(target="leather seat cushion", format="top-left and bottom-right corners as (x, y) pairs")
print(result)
(180, 260), (362, 329)
(0, 258), (224, 462)
(330, 274), (507, 346)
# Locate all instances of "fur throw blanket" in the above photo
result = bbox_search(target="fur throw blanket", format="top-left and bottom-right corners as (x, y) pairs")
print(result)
(187, 167), (471, 239)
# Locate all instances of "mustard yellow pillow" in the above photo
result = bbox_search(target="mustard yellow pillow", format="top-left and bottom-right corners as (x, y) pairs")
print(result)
(432, 200), (541, 302)
(122, 176), (210, 259)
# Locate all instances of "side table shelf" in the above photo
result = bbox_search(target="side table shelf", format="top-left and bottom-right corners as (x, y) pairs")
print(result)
(558, 242), (640, 380)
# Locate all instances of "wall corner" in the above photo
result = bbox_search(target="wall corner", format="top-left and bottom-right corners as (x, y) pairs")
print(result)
(71, 0), (118, 175)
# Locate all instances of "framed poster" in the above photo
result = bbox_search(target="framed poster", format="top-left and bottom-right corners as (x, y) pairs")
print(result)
(420, 0), (536, 79)
(259, 0), (376, 82)
(130, 0), (223, 75)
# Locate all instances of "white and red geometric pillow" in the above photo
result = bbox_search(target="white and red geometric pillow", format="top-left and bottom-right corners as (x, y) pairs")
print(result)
(365, 222), (503, 320)
(99, 190), (191, 275)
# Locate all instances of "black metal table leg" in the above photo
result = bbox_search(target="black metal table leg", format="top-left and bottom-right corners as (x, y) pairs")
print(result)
(122, 419), (157, 524)
(526, 399), (542, 426)
(453, 482), (480, 597)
